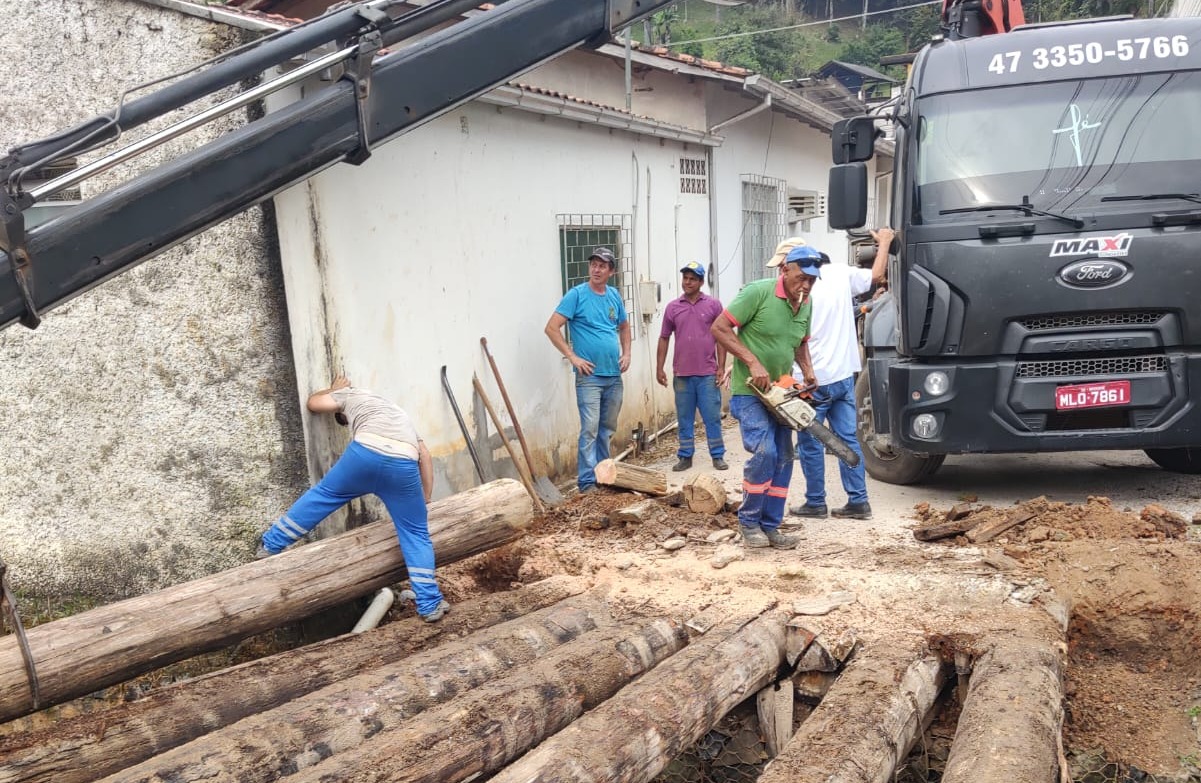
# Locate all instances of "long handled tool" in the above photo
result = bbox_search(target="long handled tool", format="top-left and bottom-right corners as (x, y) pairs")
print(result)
(440, 365), (486, 483)
(472, 373), (546, 512)
(480, 337), (564, 507)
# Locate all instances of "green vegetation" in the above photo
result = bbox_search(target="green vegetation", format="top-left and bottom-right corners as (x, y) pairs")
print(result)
(630, 0), (1152, 83)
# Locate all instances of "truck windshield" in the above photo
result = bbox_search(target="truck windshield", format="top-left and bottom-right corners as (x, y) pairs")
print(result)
(914, 71), (1201, 224)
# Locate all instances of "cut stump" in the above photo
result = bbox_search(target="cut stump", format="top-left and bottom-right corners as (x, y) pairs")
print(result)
(683, 473), (728, 514)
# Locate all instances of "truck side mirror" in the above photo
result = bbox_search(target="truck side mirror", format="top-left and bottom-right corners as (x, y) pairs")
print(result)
(828, 163), (868, 229)
(831, 117), (878, 165)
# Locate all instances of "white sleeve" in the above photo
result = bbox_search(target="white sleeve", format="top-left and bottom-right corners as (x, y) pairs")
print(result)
(848, 267), (874, 298)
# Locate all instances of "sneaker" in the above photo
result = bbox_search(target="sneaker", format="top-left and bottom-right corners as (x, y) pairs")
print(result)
(741, 526), (770, 548)
(789, 503), (828, 518)
(712, 458), (729, 471)
(831, 502), (873, 520)
(672, 457), (693, 472)
(255, 544), (279, 560)
(420, 600), (451, 623)
(763, 528), (800, 549)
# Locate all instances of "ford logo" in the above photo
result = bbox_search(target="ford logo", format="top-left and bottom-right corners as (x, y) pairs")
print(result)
(1057, 259), (1130, 289)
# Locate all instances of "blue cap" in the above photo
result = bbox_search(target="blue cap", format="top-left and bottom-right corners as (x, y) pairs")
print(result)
(784, 245), (823, 278)
(679, 261), (706, 279)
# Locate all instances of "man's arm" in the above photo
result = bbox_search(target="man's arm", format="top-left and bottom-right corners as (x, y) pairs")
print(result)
(417, 439), (433, 502)
(656, 336), (670, 386)
(617, 320), (632, 373)
(869, 227), (895, 288)
(794, 339), (816, 389)
(544, 312), (595, 375)
(711, 314), (769, 390)
(306, 375), (350, 413)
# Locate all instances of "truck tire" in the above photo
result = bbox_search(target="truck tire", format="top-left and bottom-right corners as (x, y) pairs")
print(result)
(855, 372), (945, 485)
(1144, 447), (1201, 474)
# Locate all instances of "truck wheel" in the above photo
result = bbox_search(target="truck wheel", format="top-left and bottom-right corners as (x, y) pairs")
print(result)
(1144, 447), (1201, 474)
(855, 372), (945, 485)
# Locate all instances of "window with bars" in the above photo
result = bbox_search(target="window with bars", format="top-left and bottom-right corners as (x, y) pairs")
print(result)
(680, 156), (707, 195)
(741, 174), (786, 283)
(557, 214), (634, 336)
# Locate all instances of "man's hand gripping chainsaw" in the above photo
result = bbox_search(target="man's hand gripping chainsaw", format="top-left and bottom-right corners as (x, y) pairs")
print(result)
(749, 375), (861, 468)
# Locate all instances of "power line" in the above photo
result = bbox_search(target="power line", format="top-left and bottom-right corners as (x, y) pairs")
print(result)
(666, 0), (942, 46)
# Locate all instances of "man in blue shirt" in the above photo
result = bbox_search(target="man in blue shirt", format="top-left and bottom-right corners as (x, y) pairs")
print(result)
(545, 247), (631, 492)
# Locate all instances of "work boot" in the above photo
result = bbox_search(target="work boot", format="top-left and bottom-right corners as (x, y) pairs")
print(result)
(255, 543), (280, 560)
(789, 503), (828, 518)
(831, 502), (873, 520)
(672, 457), (693, 472)
(420, 600), (451, 623)
(763, 528), (800, 549)
(740, 526), (770, 548)
(712, 457), (729, 471)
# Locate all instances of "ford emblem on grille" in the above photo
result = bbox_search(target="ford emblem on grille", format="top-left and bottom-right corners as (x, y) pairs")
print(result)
(1057, 259), (1130, 288)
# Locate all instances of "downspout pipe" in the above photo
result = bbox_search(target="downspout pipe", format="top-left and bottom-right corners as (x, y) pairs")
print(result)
(710, 93), (771, 134)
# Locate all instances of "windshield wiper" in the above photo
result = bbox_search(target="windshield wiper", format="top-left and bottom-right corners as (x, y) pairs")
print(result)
(939, 195), (1084, 229)
(1101, 192), (1201, 205)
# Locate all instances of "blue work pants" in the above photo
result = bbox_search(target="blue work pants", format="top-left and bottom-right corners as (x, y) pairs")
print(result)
(262, 441), (445, 616)
(730, 395), (794, 532)
(797, 376), (868, 506)
(673, 374), (725, 460)
(576, 374), (623, 490)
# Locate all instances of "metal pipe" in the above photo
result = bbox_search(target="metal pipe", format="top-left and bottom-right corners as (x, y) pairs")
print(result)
(710, 93), (771, 134)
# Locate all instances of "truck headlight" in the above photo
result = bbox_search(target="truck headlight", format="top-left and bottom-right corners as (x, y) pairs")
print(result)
(923, 371), (949, 397)
(912, 413), (939, 439)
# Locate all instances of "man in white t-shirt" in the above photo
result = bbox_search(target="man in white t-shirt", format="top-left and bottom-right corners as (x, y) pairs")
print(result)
(790, 227), (894, 521)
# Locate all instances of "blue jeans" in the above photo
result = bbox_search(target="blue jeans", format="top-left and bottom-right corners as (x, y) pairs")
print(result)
(262, 441), (445, 616)
(576, 374), (623, 490)
(797, 376), (868, 506)
(730, 395), (794, 532)
(673, 374), (725, 460)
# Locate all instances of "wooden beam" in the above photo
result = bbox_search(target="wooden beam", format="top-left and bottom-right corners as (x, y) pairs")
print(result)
(0, 479), (533, 723)
(595, 459), (668, 495)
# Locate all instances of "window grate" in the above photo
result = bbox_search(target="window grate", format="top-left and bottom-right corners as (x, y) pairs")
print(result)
(1015, 355), (1167, 378)
(787, 189), (826, 223)
(1019, 311), (1165, 330)
(741, 174), (786, 284)
(557, 214), (634, 337)
(680, 156), (707, 195)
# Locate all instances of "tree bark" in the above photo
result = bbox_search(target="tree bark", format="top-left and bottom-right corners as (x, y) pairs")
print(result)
(683, 473), (727, 514)
(0, 479), (532, 723)
(594, 459), (668, 495)
(759, 651), (947, 783)
(966, 510), (1036, 544)
(488, 609), (787, 783)
(283, 619), (691, 783)
(96, 597), (609, 783)
(0, 575), (585, 783)
(941, 639), (1065, 783)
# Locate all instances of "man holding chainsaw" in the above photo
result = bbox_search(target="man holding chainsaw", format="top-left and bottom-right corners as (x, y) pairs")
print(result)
(711, 244), (823, 549)
(789, 227), (893, 522)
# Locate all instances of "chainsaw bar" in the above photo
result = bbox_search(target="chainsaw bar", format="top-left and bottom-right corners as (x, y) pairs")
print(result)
(806, 419), (861, 468)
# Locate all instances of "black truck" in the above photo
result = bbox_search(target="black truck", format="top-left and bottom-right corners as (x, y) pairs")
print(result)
(829, 13), (1201, 483)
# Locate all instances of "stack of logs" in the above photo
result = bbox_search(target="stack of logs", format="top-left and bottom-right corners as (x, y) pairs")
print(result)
(595, 458), (732, 515)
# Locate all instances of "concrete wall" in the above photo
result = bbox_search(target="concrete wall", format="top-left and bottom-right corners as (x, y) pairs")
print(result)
(0, 0), (307, 601)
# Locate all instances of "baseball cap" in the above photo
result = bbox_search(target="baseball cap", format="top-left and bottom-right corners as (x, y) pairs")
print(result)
(679, 261), (706, 279)
(784, 245), (823, 278)
(588, 247), (616, 268)
(765, 236), (807, 268)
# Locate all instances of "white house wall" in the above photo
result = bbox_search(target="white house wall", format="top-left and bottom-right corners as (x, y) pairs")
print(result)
(273, 95), (712, 499)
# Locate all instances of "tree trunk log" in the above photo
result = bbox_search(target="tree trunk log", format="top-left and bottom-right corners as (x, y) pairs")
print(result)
(610, 499), (666, 526)
(941, 639), (1064, 783)
(96, 597), (609, 783)
(488, 609), (787, 783)
(683, 473), (727, 514)
(594, 459), (667, 495)
(0, 576), (585, 783)
(284, 619), (690, 783)
(759, 651), (947, 783)
(0, 479), (532, 723)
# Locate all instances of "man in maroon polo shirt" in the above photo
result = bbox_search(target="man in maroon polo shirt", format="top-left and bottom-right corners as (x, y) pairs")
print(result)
(656, 261), (729, 471)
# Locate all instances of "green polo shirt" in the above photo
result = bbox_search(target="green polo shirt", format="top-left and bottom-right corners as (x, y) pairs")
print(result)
(724, 276), (812, 396)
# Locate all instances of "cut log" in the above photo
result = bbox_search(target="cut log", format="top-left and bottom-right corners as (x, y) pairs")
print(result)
(94, 597), (609, 783)
(594, 459), (667, 495)
(797, 628), (859, 672)
(759, 651), (947, 783)
(966, 510), (1036, 544)
(488, 609), (787, 783)
(0, 479), (532, 723)
(0, 576), (586, 783)
(610, 499), (666, 526)
(683, 473), (727, 514)
(757, 681), (794, 758)
(283, 619), (690, 783)
(941, 638), (1065, 783)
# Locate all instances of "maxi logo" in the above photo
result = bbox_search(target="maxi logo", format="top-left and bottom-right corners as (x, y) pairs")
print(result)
(1049, 233), (1133, 258)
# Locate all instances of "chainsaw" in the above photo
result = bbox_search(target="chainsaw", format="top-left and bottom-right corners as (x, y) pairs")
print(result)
(748, 375), (861, 468)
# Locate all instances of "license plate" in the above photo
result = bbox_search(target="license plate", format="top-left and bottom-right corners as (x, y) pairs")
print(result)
(1054, 380), (1131, 411)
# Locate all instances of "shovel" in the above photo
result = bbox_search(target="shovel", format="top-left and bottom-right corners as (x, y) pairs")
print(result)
(480, 337), (565, 507)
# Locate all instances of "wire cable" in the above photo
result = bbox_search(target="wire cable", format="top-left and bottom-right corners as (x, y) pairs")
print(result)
(668, 0), (942, 47)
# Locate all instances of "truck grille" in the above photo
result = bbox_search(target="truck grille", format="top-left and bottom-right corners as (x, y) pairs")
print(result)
(1019, 311), (1165, 330)
(1015, 355), (1167, 378)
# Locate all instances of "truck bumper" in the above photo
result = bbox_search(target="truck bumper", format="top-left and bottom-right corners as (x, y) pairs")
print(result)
(887, 352), (1201, 454)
